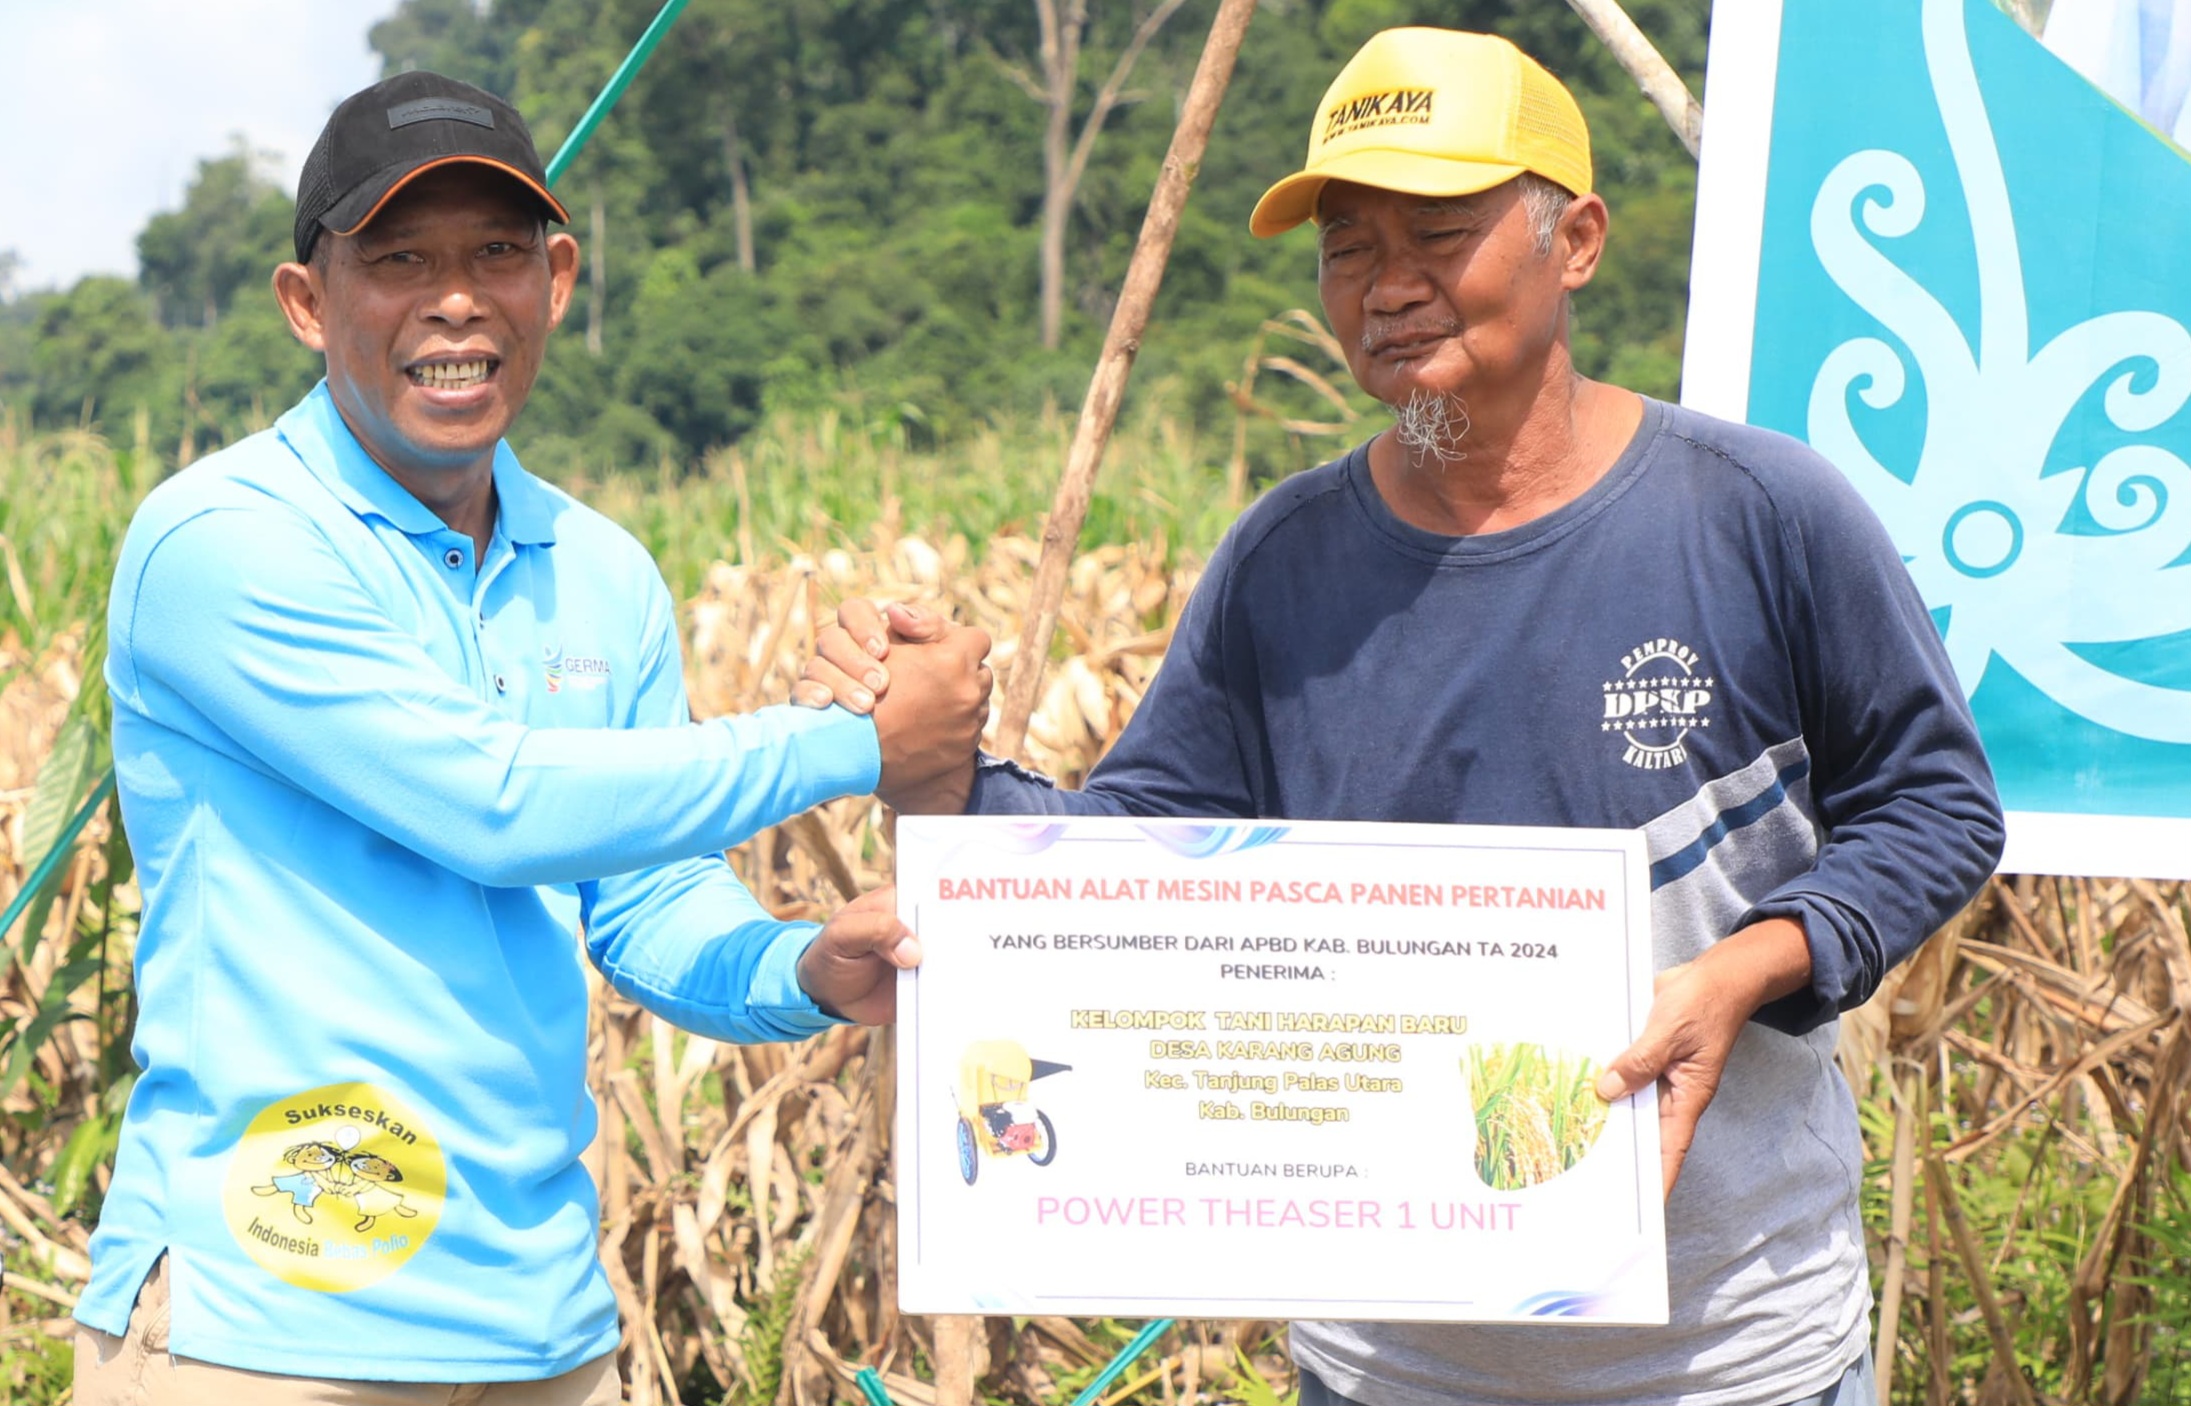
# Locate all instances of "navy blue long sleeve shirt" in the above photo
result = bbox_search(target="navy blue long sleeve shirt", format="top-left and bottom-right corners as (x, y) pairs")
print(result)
(971, 398), (2002, 1033)
(967, 399), (2003, 1404)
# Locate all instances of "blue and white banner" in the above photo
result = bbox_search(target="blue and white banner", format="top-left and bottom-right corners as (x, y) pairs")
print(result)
(1684, 0), (2191, 879)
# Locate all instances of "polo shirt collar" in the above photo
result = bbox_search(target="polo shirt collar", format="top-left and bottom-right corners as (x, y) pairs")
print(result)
(491, 443), (558, 546)
(277, 381), (557, 546)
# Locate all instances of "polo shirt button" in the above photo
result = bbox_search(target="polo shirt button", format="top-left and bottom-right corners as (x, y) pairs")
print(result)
(443, 548), (463, 569)
(494, 674), (507, 693)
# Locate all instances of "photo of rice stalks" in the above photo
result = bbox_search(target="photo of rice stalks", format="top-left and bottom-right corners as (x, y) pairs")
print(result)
(1465, 1042), (1610, 1191)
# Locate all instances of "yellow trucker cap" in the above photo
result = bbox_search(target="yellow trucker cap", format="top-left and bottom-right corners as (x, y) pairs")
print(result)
(1250, 28), (1593, 238)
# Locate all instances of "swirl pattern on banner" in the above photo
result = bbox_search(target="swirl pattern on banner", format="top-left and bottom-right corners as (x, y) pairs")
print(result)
(1806, 0), (2191, 744)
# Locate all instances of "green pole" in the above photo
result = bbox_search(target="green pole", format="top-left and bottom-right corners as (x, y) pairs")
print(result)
(1068, 1320), (1176, 1406)
(544, 0), (694, 187)
(0, 771), (114, 948)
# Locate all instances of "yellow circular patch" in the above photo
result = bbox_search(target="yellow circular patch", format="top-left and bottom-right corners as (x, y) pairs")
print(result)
(221, 1082), (445, 1293)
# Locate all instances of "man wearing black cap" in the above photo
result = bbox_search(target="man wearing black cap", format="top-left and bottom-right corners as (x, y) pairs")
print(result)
(72, 73), (988, 1402)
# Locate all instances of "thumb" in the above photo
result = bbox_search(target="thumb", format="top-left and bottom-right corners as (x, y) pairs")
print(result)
(1598, 960), (1692, 1100)
(824, 886), (920, 966)
(1595, 1038), (1664, 1102)
(885, 601), (953, 644)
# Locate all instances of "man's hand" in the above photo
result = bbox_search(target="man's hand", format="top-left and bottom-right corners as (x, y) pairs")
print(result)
(1593, 918), (1812, 1197)
(792, 599), (945, 713)
(794, 600), (992, 814)
(797, 886), (920, 1025)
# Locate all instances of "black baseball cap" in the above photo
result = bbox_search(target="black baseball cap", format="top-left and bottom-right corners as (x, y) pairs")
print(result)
(293, 71), (571, 263)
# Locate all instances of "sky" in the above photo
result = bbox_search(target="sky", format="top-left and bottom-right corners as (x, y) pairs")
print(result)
(0, 0), (403, 295)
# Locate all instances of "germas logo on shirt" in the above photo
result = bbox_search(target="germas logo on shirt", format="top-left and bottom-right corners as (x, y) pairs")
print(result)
(541, 644), (611, 694)
(1601, 638), (1715, 771)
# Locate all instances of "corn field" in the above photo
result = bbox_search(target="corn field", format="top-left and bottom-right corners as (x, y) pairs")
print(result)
(4, 419), (2191, 1403)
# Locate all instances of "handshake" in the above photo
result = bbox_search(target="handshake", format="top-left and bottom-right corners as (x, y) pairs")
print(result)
(785, 599), (992, 1026)
(791, 598), (996, 817)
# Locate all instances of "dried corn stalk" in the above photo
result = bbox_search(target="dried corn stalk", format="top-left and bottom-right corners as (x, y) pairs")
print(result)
(5, 532), (2191, 1404)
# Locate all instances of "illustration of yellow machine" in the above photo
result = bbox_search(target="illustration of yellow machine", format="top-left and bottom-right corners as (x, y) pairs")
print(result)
(954, 1040), (1071, 1185)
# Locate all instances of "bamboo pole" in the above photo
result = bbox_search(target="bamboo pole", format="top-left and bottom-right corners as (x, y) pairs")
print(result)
(1874, 1062), (1922, 1406)
(994, 0), (1260, 761)
(1921, 1131), (1950, 1406)
(1927, 1151), (2041, 1406)
(1561, 0), (1702, 157)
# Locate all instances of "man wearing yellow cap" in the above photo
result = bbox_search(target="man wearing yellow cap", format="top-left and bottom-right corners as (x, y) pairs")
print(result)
(816, 27), (2002, 1404)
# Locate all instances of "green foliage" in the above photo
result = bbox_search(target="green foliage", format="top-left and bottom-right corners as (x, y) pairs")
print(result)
(1852, 1089), (2191, 1402)
(0, 1326), (72, 1405)
(562, 389), (1238, 604)
(1231, 1341), (1299, 1406)
(22, 278), (173, 432)
(181, 292), (324, 446)
(49, 1075), (135, 1218)
(0, 412), (157, 654)
(0, 427), (150, 1227)
(0, 142), (315, 454)
(0, 0), (1707, 477)
(136, 143), (295, 329)
(0, 721), (128, 1110)
(371, 0), (522, 91)
(619, 248), (775, 449)
(2128, 1164), (2191, 1400)
(733, 1246), (811, 1406)
(9, 719), (98, 964)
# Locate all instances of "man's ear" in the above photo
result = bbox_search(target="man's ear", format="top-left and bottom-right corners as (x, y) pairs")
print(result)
(1557, 193), (1610, 293)
(545, 231), (581, 331)
(272, 259), (329, 353)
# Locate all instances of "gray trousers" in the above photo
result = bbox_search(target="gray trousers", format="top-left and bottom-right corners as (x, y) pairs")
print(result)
(1295, 1350), (1875, 1406)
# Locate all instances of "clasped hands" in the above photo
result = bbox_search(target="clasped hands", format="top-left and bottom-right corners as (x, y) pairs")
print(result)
(792, 597), (992, 811)
(787, 598), (993, 1026)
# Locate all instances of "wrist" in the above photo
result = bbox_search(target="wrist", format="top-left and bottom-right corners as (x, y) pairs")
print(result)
(1699, 917), (1812, 1018)
(792, 932), (856, 1024)
(880, 761), (975, 816)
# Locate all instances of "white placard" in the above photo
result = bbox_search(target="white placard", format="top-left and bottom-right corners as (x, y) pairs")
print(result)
(893, 815), (1666, 1323)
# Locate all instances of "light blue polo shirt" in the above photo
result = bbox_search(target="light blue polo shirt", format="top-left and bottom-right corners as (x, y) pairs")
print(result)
(79, 382), (881, 1380)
